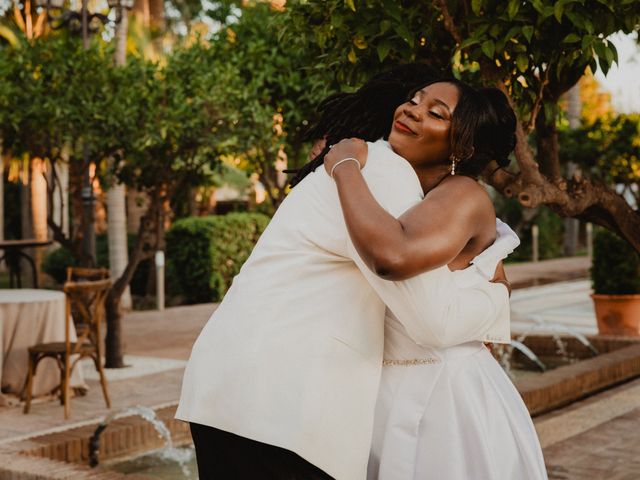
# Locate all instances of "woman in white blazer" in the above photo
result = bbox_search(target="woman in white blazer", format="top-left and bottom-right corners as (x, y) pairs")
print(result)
(323, 79), (547, 479)
(177, 66), (522, 480)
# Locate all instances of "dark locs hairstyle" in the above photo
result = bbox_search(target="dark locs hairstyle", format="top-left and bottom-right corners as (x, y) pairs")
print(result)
(288, 63), (441, 188)
(440, 80), (517, 177)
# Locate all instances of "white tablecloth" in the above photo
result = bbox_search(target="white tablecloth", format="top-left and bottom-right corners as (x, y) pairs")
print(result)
(0, 289), (87, 404)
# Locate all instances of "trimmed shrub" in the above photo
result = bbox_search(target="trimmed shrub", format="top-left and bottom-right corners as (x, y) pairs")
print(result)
(591, 229), (640, 295)
(166, 212), (270, 304)
(42, 247), (77, 284)
(42, 234), (149, 295)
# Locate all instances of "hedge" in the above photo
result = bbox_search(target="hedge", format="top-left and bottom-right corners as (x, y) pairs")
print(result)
(591, 229), (640, 295)
(42, 234), (150, 295)
(166, 212), (270, 304)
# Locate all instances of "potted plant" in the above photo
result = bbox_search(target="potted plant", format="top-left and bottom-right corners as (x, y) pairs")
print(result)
(591, 229), (640, 336)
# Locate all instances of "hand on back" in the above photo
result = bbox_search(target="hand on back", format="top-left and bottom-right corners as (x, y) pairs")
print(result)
(323, 138), (368, 177)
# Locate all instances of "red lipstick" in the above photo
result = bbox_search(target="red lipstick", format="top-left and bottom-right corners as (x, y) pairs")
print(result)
(394, 120), (415, 135)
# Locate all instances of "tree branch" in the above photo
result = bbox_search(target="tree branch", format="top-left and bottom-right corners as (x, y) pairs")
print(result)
(432, 0), (462, 44)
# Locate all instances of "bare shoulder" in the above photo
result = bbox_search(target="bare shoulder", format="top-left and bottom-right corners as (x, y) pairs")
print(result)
(426, 175), (493, 213)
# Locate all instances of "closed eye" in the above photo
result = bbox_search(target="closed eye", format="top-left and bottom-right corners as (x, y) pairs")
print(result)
(429, 110), (444, 119)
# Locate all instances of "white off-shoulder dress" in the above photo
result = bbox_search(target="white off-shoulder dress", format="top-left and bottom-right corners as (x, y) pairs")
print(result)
(367, 238), (548, 480)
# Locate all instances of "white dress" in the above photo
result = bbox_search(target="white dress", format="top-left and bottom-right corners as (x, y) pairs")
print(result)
(368, 253), (548, 480)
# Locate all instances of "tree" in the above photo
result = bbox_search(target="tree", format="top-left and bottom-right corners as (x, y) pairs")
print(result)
(0, 36), (229, 366)
(102, 42), (228, 366)
(282, 0), (640, 250)
(0, 35), (115, 265)
(207, 2), (336, 207)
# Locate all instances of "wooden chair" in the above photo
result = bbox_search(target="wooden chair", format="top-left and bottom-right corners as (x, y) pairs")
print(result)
(66, 266), (110, 282)
(65, 267), (110, 341)
(23, 278), (112, 418)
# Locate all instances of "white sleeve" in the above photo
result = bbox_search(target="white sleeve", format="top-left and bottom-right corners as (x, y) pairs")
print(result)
(348, 219), (519, 347)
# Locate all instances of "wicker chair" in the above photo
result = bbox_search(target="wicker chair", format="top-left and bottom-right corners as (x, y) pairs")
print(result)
(23, 278), (112, 418)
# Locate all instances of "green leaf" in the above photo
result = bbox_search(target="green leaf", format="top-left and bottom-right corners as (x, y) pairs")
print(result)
(554, 1), (564, 22)
(522, 26), (534, 43)
(516, 53), (529, 72)
(345, 0), (356, 12)
(563, 33), (582, 43)
(481, 40), (495, 58)
(507, 0), (520, 20)
(531, 0), (544, 13)
(377, 41), (392, 62)
(581, 35), (593, 51)
(379, 20), (391, 34)
(459, 37), (480, 49)
(609, 43), (619, 64)
(347, 48), (357, 64)
(471, 0), (483, 15)
(394, 23), (414, 47)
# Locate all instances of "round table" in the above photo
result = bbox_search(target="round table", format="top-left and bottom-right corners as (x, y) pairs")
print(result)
(0, 289), (87, 405)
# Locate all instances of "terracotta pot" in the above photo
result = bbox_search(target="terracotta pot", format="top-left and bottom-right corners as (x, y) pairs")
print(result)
(591, 293), (640, 336)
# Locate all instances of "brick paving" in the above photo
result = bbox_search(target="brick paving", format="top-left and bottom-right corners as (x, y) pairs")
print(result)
(537, 378), (640, 479)
(1, 256), (639, 478)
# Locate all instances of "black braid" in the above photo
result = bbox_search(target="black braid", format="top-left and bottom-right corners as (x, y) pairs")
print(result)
(288, 63), (441, 188)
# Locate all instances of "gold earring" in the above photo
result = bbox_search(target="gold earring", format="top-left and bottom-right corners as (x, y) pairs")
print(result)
(450, 155), (457, 176)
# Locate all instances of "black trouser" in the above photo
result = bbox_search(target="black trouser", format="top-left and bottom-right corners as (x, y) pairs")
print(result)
(190, 423), (334, 480)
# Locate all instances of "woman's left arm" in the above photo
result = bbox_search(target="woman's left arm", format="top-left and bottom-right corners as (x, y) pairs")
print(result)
(325, 139), (486, 280)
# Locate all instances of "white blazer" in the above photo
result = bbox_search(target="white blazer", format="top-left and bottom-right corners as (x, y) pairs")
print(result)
(176, 140), (518, 480)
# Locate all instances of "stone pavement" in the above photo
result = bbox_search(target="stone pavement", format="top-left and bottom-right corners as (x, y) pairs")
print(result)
(1, 255), (638, 478)
(504, 256), (591, 289)
(536, 378), (640, 480)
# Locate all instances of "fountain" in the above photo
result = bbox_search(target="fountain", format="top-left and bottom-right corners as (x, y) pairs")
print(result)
(89, 405), (194, 477)
(510, 340), (547, 371)
(516, 315), (599, 357)
(493, 315), (601, 382)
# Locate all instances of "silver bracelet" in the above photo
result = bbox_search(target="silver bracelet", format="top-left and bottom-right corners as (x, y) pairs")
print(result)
(330, 157), (361, 179)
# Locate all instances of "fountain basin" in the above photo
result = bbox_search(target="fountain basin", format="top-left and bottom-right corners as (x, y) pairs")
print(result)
(107, 445), (197, 479)
(0, 404), (191, 479)
(510, 334), (640, 416)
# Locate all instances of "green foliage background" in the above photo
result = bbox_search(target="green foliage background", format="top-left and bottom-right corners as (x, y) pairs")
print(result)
(166, 212), (270, 303)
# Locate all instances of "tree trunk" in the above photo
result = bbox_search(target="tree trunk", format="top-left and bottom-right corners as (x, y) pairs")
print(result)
(0, 148), (4, 243)
(149, 0), (164, 31)
(104, 290), (126, 368)
(67, 154), (85, 257)
(31, 158), (48, 285)
(563, 84), (582, 256)
(535, 107), (562, 181)
(51, 159), (69, 238)
(104, 198), (157, 368)
(106, 11), (132, 310)
(106, 184), (132, 309)
(132, 0), (150, 28)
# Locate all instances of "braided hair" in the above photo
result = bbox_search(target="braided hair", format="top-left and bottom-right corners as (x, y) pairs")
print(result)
(289, 66), (516, 187)
(288, 63), (440, 187)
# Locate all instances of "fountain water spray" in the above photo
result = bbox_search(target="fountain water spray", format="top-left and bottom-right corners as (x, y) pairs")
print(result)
(498, 315), (600, 379)
(89, 405), (193, 477)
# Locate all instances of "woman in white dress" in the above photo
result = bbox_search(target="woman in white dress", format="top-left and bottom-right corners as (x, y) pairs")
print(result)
(323, 79), (547, 479)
